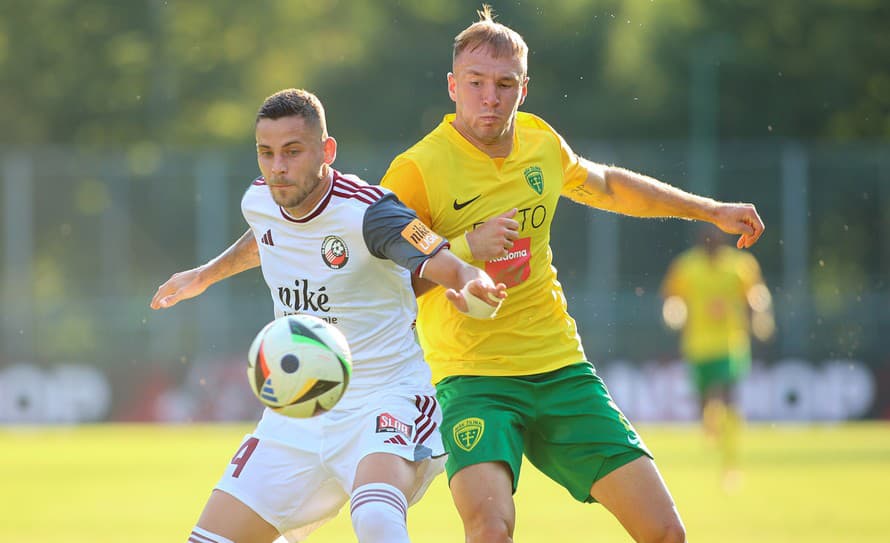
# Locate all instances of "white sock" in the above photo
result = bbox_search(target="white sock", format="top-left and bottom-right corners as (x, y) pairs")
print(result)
(188, 526), (235, 543)
(350, 482), (410, 543)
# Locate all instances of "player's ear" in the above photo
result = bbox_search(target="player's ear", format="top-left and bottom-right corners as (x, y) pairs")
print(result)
(447, 72), (457, 102)
(323, 136), (337, 165)
(519, 76), (529, 105)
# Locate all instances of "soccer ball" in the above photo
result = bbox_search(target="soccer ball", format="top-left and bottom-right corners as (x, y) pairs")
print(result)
(247, 314), (352, 418)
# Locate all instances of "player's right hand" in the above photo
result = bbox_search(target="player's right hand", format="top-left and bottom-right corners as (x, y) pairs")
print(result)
(712, 203), (765, 249)
(149, 268), (208, 309)
(445, 277), (507, 319)
(466, 208), (520, 261)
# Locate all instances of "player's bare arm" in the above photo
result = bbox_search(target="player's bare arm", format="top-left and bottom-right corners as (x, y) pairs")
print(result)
(565, 158), (765, 249)
(411, 273), (438, 298)
(420, 249), (507, 314)
(465, 208), (521, 261)
(150, 229), (260, 310)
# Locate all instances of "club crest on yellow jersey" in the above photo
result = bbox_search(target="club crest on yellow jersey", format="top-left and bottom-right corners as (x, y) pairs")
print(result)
(524, 165), (544, 195)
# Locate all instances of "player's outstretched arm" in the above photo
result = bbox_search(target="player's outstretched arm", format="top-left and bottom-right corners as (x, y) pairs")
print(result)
(421, 249), (506, 316)
(150, 229), (260, 310)
(563, 159), (764, 248)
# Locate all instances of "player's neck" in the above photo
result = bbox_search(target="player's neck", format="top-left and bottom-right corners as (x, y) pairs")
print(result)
(451, 120), (514, 159)
(283, 168), (333, 219)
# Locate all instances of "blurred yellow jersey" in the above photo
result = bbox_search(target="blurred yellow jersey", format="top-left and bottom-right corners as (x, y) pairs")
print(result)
(662, 246), (763, 362)
(381, 112), (589, 383)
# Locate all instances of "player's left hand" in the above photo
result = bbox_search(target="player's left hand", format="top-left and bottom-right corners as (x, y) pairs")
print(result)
(712, 203), (765, 249)
(150, 267), (208, 309)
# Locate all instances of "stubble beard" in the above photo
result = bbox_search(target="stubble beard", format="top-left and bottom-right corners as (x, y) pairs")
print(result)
(269, 171), (323, 210)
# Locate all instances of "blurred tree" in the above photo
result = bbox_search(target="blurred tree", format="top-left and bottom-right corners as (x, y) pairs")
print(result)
(0, 0), (887, 146)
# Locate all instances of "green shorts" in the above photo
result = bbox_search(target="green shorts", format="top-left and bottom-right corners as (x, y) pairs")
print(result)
(436, 362), (652, 503)
(690, 353), (750, 397)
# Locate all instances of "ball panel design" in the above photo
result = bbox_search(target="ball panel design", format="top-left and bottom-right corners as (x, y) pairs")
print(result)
(246, 314), (352, 418)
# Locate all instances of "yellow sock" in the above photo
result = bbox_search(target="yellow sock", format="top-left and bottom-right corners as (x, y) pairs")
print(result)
(702, 399), (726, 440)
(720, 407), (742, 471)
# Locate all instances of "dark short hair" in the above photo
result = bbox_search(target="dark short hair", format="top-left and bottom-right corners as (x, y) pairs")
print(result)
(256, 88), (327, 136)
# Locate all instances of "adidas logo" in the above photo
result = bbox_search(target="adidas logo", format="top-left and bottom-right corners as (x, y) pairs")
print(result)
(260, 229), (274, 246)
(384, 435), (408, 445)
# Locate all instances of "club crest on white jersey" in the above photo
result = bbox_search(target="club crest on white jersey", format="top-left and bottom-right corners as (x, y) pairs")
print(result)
(321, 235), (349, 269)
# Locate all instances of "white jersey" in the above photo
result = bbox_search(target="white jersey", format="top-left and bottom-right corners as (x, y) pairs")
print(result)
(241, 169), (448, 410)
(207, 169), (448, 541)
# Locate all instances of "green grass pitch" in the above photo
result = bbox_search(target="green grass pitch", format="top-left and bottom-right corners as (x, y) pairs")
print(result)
(2, 423), (888, 542)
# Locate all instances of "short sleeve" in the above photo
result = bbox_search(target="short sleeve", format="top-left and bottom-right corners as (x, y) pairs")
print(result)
(363, 192), (448, 274)
(380, 157), (433, 227)
(555, 130), (588, 188)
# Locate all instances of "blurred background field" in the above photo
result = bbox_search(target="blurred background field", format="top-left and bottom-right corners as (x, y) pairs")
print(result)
(2, 0), (888, 426)
(2, 423), (888, 542)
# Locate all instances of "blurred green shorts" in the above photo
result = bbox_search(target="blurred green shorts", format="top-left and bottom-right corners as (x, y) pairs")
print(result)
(690, 353), (750, 397)
(436, 362), (652, 503)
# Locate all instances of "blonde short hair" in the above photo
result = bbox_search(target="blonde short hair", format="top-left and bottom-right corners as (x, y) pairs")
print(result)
(453, 4), (528, 74)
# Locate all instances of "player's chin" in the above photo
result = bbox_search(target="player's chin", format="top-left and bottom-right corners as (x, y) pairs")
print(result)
(474, 127), (508, 144)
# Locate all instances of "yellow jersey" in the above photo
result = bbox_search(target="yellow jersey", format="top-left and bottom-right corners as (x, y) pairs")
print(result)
(661, 246), (763, 362)
(381, 112), (589, 383)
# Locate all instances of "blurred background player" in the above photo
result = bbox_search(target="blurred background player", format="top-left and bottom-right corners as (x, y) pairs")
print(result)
(379, 5), (764, 543)
(661, 225), (774, 489)
(151, 88), (505, 543)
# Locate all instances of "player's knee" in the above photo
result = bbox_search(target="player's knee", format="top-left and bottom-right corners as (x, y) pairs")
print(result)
(641, 518), (686, 543)
(350, 483), (410, 543)
(466, 517), (513, 543)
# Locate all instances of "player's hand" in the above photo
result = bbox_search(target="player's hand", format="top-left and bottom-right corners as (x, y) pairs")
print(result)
(445, 277), (507, 318)
(466, 208), (520, 261)
(712, 203), (765, 249)
(150, 267), (209, 309)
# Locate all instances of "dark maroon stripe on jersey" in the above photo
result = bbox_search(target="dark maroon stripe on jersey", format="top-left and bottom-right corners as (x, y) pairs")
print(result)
(252, 176), (266, 186)
(278, 180), (334, 223)
(334, 176), (385, 200)
(332, 174), (384, 201)
(331, 189), (375, 205)
(331, 182), (383, 203)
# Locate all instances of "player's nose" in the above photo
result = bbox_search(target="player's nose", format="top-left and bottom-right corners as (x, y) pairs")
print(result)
(271, 155), (287, 175)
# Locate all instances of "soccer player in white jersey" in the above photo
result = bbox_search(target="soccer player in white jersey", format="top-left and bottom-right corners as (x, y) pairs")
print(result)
(150, 88), (506, 543)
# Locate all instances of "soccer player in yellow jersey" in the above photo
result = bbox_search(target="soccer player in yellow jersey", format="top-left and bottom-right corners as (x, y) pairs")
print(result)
(380, 6), (764, 543)
(661, 227), (773, 488)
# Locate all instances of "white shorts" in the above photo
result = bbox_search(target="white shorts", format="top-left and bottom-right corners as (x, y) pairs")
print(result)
(214, 388), (445, 542)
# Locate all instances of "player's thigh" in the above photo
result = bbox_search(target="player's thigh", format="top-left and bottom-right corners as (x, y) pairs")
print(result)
(327, 389), (446, 505)
(436, 374), (531, 493)
(353, 452), (420, 499)
(196, 489), (279, 543)
(214, 433), (349, 538)
(449, 461), (516, 533)
(525, 363), (651, 503)
(590, 456), (685, 543)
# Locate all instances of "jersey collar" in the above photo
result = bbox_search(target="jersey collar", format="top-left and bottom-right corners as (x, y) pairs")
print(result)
(441, 113), (522, 160)
(279, 169), (335, 224)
